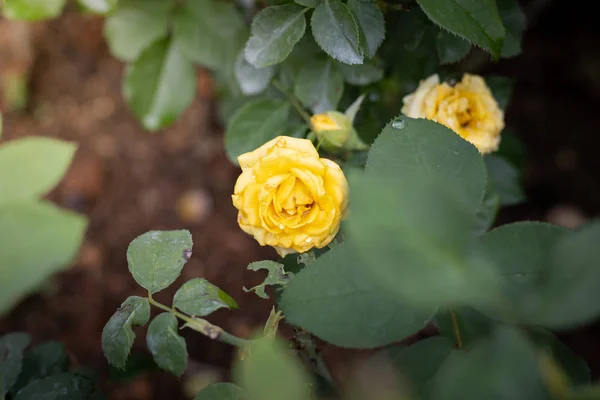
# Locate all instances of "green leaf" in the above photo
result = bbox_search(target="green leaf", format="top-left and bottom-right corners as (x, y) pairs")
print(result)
(235, 337), (312, 400)
(486, 75), (514, 110)
(347, 0), (385, 59)
(243, 261), (294, 300)
(2, 0), (65, 20)
(474, 177), (500, 234)
(234, 50), (276, 95)
(0, 137), (76, 205)
(436, 30), (471, 65)
(0, 333), (31, 397)
(430, 327), (549, 400)
(104, 0), (172, 61)
(294, 0), (320, 7)
(78, 0), (117, 14)
(311, 0), (363, 65)
(366, 116), (487, 212)
(244, 5), (308, 68)
(173, 278), (238, 317)
(567, 386), (600, 400)
(344, 171), (498, 310)
(416, 0), (505, 59)
(339, 61), (383, 86)
(485, 155), (525, 206)
(497, 0), (525, 58)
(224, 98), (291, 164)
(379, 336), (455, 399)
(294, 59), (344, 113)
(146, 313), (187, 377)
(194, 383), (247, 400)
(102, 296), (151, 369)
(529, 328), (590, 387)
(533, 220), (600, 327)
(173, 0), (246, 70)
(0, 201), (87, 314)
(280, 242), (435, 348)
(126, 230), (193, 294)
(479, 222), (567, 322)
(124, 38), (196, 131)
(12, 341), (69, 394)
(435, 308), (496, 348)
(13, 372), (96, 400)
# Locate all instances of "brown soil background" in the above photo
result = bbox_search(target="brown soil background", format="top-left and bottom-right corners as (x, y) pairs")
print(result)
(1, 0), (600, 398)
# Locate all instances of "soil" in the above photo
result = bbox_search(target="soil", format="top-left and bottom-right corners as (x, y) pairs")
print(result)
(1, 0), (600, 399)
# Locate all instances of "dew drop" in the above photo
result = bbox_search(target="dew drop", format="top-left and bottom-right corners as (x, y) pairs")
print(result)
(306, 237), (312, 243)
(279, 224), (285, 229)
(391, 118), (406, 130)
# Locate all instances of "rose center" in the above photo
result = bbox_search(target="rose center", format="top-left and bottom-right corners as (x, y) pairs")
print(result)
(276, 177), (314, 217)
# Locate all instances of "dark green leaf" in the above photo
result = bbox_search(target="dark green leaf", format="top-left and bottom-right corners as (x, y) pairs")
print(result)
(234, 50), (276, 95)
(485, 155), (525, 206)
(479, 222), (567, 322)
(146, 313), (187, 377)
(430, 327), (549, 400)
(194, 383), (247, 400)
(294, 0), (320, 7)
(533, 221), (600, 327)
(435, 308), (497, 348)
(339, 61), (383, 86)
(567, 386), (600, 400)
(474, 177), (500, 234)
(12, 341), (69, 394)
(497, 0), (525, 58)
(294, 59), (344, 113)
(529, 328), (590, 387)
(173, 0), (246, 70)
(280, 242), (435, 348)
(2, 0), (65, 20)
(104, 0), (172, 61)
(124, 38), (196, 131)
(0, 137), (76, 205)
(173, 278), (238, 317)
(244, 5), (308, 68)
(380, 336), (455, 399)
(436, 30), (471, 65)
(366, 116), (487, 212)
(101, 296), (151, 369)
(416, 0), (505, 58)
(244, 261), (294, 300)
(0, 201), (87, 315)
(235, 337), (312, 400)
(0, 333), (31, 397)
(225, 98), (291, 164)
(347, 0), (385, 59)
(126, 230), (193, 294)
(344, 171), (499, 310)
(311, 0), (362, 65)
(486, 75), (514, 110)
(13, 372), (96, 400)
(497, 129), (526, 170)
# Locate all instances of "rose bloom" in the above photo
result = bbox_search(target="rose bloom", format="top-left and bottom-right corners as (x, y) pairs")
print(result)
(401, 73), (505, 154)
(232, 136), (348, 257)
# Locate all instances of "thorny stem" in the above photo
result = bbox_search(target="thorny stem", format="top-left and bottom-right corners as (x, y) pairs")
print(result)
(272, 79), (312, 125)
(147, 292), (250, 348)
(450, 309), (463, 348)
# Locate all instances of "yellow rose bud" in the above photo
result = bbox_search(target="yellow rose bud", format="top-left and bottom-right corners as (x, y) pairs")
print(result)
(309, 111), (368, 152)
(401, 73), (505, 154)
(232, 136), (348, 257)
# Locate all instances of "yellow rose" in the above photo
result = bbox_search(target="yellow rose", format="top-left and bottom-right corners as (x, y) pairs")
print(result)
(401, 73), (505, 154)
(232, 136), (348, 257)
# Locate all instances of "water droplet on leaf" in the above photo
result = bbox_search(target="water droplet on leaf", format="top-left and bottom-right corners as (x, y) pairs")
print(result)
(391, 118), (406, 130)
